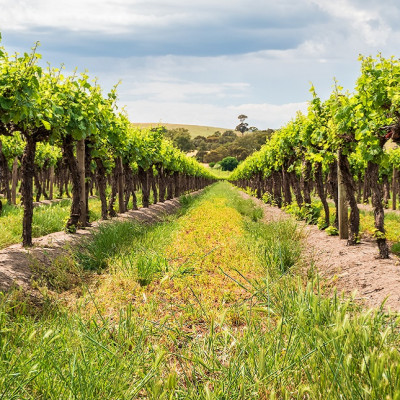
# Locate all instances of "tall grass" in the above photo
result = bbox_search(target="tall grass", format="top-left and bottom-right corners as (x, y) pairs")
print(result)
(0, 190), (161, 249)
(76, 191), (198, 276)
(0, 198), (102, 249)
(0, 182), (399, 399)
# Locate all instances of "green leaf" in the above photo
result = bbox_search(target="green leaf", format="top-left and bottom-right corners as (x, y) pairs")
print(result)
(0, 97), (12, 110)
(41, 120), (51, 130)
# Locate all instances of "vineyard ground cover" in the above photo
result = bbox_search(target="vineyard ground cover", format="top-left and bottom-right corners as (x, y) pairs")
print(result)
(0, 181), (399, 398)
(240, 191), (400, 312)
(204, 166), (232, 179)
(320, 199), (400, 244)
(0, 190), (157, 249)
(0, 190), (202, 294)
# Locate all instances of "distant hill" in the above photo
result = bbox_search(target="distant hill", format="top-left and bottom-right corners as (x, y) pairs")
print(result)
(132, 123), (234, 138)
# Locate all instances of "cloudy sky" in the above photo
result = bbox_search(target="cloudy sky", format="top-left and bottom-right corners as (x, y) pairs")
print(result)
(0, 0), (399, 130)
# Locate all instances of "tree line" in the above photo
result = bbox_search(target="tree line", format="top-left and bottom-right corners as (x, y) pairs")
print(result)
(165, 126), (274, 164)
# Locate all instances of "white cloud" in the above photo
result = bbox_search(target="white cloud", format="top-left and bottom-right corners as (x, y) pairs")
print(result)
(0, 0), (190, 34)
(126, 100), (308, 129)
(124, 81), (249, 102)
(0, 0), (324, 38)
(2, 0), (400, 128)
(309, 0), (391, 47)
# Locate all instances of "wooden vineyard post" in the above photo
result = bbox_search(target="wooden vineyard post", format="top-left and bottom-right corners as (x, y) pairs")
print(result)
(117, 157), (125, 213)
(392, 166), (397, 211)
(77, 139), (86, 227)
(338, 152), (348, 239)
(49, 165), (55, 200)
(11, 157), (18, 205)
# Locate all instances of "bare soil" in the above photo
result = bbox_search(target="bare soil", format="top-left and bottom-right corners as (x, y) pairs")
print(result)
(0, 195), (193, 294)
(240, 192), (400, 313)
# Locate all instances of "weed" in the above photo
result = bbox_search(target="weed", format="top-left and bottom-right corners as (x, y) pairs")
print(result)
(30, 254), (82, 292)
(325, 225), (339, 236)
(284, 201), (322, 224)
(75, 221), (146, 271)
(247, 218), (303, 274)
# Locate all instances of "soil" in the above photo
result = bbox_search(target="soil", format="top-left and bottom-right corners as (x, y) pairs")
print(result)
(240, 192), (400, 313)
(0, 195), (194, 294)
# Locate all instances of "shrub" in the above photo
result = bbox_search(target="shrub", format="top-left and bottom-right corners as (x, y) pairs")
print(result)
(219, 156), (239, 171)
(284, 202), (322, 225)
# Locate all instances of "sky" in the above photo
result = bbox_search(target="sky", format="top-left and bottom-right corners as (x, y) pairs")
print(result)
(0, 0), (399, 130)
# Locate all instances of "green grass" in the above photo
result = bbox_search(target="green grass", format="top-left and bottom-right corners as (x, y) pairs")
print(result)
(0, 182), (399, 399)
(321, 200), (400, 242)
(0, 190), (158, 249)
(359, 208), (400, 242)
(75, 193), (197, 274)
(205, 166), (232, 179)
(0, 198), (103, 249)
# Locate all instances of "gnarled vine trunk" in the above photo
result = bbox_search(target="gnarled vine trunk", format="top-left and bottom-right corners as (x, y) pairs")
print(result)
(315, 162), (329, 227)
(138, 166), (150, 208)
(63, 136), (82, 230)
(95, 158), (108, 219)
(173, 171), (180, 198)
(327, 160), (339, 228)
(0, 140), (11, 204)
(108, 166), (118, 217)
(21, 135), (37, 246)
(368, 161), (390, 259)
(302, 160), (312, 205)
(272, 171), (282, 208)
(290, 172), (303, 207)
(338, 150), (359, 245)
(157, 165), (166, 203)
(166, 173), (173, 200)
(282, 168), (292, 206)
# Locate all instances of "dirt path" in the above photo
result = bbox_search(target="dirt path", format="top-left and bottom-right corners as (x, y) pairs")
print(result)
(0, 194), (200, 293)
(240, 192), (400, 313)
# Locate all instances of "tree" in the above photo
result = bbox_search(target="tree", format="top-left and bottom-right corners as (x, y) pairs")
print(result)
(165, 128), (194, 152)
(222, 130), (237, 138)
(204, 149), (226, 163)
(193, 135), (207, 148)
(219, 156), (239, 171)
(236, 114), (249, 135)
(195, 149), (208, 162)
(219, 130), (237, 144)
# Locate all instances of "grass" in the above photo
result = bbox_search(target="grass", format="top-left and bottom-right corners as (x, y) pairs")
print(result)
(359, 208), (400, 242)
(0, 182), (399, 398)
(0, 198), (102, 249)
(0, 190), (156, 249)
(204, 166), (232, 179)
(321, 200), (400, 242)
